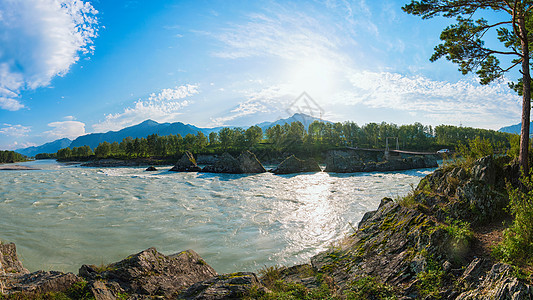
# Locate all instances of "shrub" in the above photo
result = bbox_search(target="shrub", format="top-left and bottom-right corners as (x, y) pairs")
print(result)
(493, 176), (533, 267)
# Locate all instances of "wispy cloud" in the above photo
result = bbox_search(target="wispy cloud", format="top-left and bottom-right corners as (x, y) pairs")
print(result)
(212, 5), (349, 64)
(44, 121), (86, 139)
(0, 124), (31, 137)
(345, 71), (521, 128)
(93, 84), (199, 132)
(0, 0), (98, 111)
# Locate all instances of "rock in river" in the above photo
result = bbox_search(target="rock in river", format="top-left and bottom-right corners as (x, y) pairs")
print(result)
(170, 150), (201, 172)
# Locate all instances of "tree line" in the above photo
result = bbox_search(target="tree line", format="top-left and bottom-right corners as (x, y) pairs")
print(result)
(0, 150), (28, 163)
(48, 121), (513, 161)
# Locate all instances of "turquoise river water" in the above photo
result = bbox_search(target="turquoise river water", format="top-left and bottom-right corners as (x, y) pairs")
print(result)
(0, 159), (434, 274)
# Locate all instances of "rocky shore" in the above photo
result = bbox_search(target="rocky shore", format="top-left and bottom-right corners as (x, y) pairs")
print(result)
(1, 155), (531, 299)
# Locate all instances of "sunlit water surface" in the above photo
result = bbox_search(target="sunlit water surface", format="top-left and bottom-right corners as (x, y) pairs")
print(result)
(0, 160), (434, 273)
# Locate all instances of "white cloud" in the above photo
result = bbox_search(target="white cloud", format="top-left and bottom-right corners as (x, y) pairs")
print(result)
(212, 7), (348, 64)
(344, 71), (521, 128)
(44, 121), (86, 139)
(93, 84), (199, 132)
(0, 96), (25, 111)
(5, 141), (37, 151)
(0, 0), (98, 111)
(0, 124), (31, 137)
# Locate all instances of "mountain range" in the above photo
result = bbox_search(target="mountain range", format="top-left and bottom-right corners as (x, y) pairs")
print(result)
(498, 122), (533, 136)
(16, 113), (328, 156)
(15, 138), (72, 157)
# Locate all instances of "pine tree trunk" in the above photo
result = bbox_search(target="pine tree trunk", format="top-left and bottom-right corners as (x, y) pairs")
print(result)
(519, 16), (531, 174)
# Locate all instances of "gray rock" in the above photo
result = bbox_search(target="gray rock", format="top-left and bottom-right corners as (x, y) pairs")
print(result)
(456, 263), (533, 299)
(237, 151), (266, 173)
(0, 243), (28, 275)
(170, 151), (201, 172)
(1, 271), (79, 295)
(202, 153), (241, 173)
(178, 272), (266, 299)
(90, 280), (116, 300)
(79, 247), (217, 299)
(145, 166), (157, 171)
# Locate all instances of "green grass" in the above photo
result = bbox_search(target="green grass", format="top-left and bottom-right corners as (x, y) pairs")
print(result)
(493, 176), (533, 268)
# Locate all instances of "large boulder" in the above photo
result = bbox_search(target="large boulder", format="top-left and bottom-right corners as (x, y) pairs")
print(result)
(202, 152), (267, 174)
(324, 153), (364, 173)
(170, 151), (201, 172)
(237, 151), (266, 173)
(202, 153), (241, 173)
(79, 247), (217, 299)
(273, 155), (321, 174)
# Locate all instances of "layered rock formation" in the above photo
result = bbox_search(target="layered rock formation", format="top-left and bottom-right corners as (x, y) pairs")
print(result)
(202, 151), (266, 174)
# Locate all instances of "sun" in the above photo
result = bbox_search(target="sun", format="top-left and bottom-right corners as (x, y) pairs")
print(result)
(285, 56), (339, 99)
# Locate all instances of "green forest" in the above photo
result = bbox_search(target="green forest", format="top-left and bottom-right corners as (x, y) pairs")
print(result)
(0, 150), (28, 164)
(46, 121), (513, 161)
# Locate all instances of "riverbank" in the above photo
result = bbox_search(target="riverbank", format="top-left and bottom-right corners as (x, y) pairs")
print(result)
(0, 164), (39, 170)
(1, 155), (530, 299)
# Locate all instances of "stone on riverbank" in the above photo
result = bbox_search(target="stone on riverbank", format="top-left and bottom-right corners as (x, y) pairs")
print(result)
(79, 247), (217, 299)
(273, 155), (321, 174)
(170, 151), (201, 172)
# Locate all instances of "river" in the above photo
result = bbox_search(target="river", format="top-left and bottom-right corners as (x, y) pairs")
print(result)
(0, 159), (434, 274)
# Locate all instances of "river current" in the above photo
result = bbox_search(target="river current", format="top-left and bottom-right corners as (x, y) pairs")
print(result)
(0, 159), (434, 273)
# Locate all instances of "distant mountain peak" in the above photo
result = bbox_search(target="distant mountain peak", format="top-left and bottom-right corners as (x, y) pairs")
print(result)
(140, 119), (159, 126)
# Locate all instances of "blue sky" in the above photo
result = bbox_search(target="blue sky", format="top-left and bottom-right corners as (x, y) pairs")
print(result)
(0, 0), (524, 150)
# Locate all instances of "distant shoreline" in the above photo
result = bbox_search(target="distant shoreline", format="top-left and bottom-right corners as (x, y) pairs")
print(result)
(0, 164), (40, 170)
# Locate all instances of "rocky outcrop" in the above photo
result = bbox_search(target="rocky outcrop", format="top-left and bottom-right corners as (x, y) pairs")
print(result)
(326, 152), (438, 173)
(0, 243), (79, 296)
(0, 243), (28, 275)
(273, 155), (322, 174)
(179, 272), (267, 299)
(145, 166), (157, 171)
(202, 152), (266, 174)
(237, 151), (266, 173)
(170, 151), (201, 172)
(202, 153), (242, 173)
(1, 271), (80, 295)
(302, 155), (532, 298)
(456, 262), (533, 299)
(79, 247), (217, 299)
